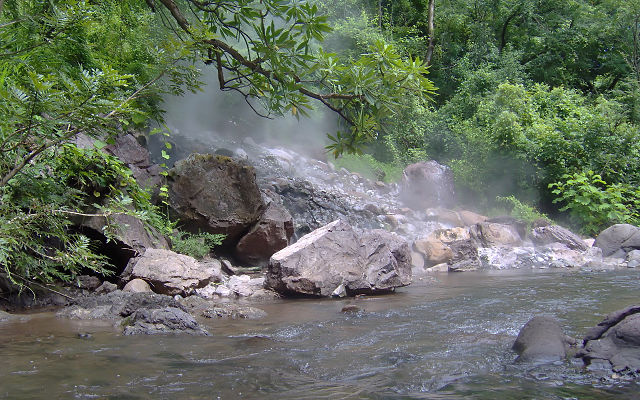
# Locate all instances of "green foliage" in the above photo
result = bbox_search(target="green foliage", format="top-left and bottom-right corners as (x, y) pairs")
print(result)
(0, 0), (184, 290)
(331, 153), (403, 183)
(495, 195), (551, 229)
(549, 171), (639, 236)
(170, 232), (225, 260)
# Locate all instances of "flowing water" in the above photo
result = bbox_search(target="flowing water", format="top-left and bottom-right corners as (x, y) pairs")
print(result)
(2, 269), (639, 399)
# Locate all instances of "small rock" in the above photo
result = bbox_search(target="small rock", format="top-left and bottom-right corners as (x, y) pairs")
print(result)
(123, 279), (152, 293)
(95, 281), (118, 294)
(341, 305), (362, 313)
(123, 307), (209, 336)
(331, 284), (347, 298)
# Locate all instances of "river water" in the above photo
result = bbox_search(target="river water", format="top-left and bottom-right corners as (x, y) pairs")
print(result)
(1, 269), (639, 399)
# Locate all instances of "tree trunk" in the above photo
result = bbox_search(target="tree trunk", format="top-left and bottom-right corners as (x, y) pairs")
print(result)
(378, 0), (383, 31)
(425, 0), (435, 67)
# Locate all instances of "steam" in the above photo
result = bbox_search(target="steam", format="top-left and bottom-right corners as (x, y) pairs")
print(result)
(157, 66), (336, 160)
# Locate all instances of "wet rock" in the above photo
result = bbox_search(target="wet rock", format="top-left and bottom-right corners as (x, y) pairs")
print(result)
(486, 216), (527, 240)
(594, 224), (640, 258)
(447, 240), (481, 272)
(400, 161), (456, 209)
(122, 307), (209, 336)
(167, 153), (264, 244)
(235, 201), (294, 265)
(123, 278), (152, 293)
(513, 315), (573, 363)
(121, 249), (223, 296)
(202, 305), (267, 320)
(265, 220), (411, 297)
(531, 225), (588, 251)
(58, 291), (183, 320)
(577, 305), (640, 373)
(0, 310), (17, 322)
(341, 305), (362, 313)
(471, 222), (521, 247)
(478, 246), (537, 270)
(425, 208), (462, 226)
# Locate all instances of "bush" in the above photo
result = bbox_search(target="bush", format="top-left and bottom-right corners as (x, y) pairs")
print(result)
(170, 232), (225, 260)
(549, 171), (639, 236)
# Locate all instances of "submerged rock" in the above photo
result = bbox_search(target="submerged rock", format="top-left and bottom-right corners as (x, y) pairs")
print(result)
(265, 220), (411, 297)
(513, 315), (574, 363)
(123, 307), (209, 336)
(577, 305), (640, 374)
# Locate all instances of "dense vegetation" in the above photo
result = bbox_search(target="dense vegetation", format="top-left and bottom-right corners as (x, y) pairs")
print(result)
(1, 0), (639, 290)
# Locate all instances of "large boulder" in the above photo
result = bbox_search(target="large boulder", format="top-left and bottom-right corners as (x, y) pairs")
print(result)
(167, 154), (264, 243)
(513, 315), (574, 363)
(265, 220), (411, 297)
(121, 249), (223, 296)
(235, 201), (294, 265)
(577, 305), (640, 373)
(471, 222), (521, 247)
(400, 161), (456, 210)
(531, 225), (588, 251)
(594, 224), (640, 258)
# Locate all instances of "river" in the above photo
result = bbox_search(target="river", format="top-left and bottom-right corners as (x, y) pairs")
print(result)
(1, 269), (639, 399)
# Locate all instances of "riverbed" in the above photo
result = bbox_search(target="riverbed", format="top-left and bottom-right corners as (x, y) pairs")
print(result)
(2, 269), (639, 399)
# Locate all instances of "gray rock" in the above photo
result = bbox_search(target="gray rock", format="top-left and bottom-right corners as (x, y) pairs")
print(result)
(57, 291), (184, 320)
(74, 275), (102, 290)
(123, 307), (209, 336)
(531, 225), (588, 251)
(121, 249), (223, 296)
(95, 281), (118, 294)
(265, 220), (411, 297)
(577, 305), (640, 373)
(594, 224), (640, 258)
(513, 315), (573, 363)
(626, 250), (640, 268)
(167, 153), (264, 244)
(447, 240), (481, 271)
(0, 310), (16, 322)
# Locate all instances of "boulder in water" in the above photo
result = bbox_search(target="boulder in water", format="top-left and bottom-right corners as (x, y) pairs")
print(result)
(513, 315), (574, 363)
(577, 305), (640, 373)
(265, 220), (411, 297)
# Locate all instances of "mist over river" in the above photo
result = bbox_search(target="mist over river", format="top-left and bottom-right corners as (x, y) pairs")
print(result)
(2, 269), (639, 399)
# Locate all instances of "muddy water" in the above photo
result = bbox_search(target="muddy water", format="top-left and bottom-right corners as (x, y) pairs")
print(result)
(1, 269), (639, 399)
